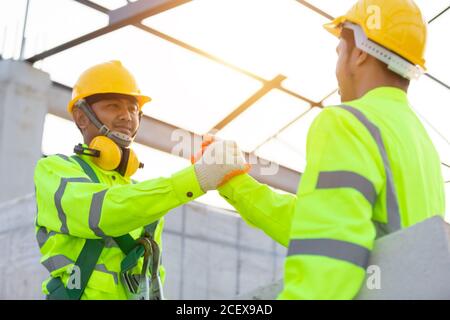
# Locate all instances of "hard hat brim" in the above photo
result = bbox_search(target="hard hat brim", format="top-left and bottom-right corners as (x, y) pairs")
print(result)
(323, 15), (426, 71)
(67, 92), (151, 113)
(323, 16), (346, 38)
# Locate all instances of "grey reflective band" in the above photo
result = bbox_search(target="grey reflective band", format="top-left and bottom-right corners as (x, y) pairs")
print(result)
(287, 238), (370, 269)
(56, 154), (71, 162)
(54, 177), (91, 234)
(36, 227), (58, 248)
(104, 237), (118, 248)
(317, 171), (377, 206)
(95, 264), (118, 285)
(338, 105), (401, 233)
(42, 255), (118, 284)
(89, 189), (108, 238)
(42, 255), (74, 272)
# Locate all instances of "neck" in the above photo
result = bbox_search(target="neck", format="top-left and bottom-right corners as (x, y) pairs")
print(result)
(353, 68), (409, 100)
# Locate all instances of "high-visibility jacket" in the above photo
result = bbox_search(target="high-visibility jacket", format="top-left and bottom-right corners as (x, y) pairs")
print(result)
(218, 87), (445, 299)
(34, 152), (204, 299)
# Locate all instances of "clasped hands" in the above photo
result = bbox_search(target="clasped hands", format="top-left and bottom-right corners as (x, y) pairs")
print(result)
(192, 135), (251, 192)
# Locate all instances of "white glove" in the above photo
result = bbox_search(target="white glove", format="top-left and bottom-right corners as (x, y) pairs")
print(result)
(194, 140), (249, 192)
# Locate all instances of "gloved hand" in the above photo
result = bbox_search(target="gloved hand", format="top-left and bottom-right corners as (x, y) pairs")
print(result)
(193, 139), (251, 192)
(191, 135), (214, 164)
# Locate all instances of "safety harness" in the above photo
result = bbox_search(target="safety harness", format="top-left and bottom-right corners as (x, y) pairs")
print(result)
(46, 155), (163, 300)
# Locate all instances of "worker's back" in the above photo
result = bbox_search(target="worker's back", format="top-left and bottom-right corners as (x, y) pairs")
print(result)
(343, 86), (445, 231)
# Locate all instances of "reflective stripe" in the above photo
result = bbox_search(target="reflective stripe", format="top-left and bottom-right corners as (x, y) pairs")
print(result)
(338, 105), (401, 233)
(54, 177), (91, 234)
(56, 154), (71, 162)
(104, 237), (118, 248)
(42, 255), (74, 273)
(42, 256), (118, 285)
(94, 264), (118, 285)
(287, 238), (370, 269)
(36, 227), (58, 248)
(317, 171), (377, 206)
(89, 189), (107, 238)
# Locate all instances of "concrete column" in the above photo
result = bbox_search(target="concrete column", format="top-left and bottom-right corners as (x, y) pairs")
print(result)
(0, 59), (50, 203)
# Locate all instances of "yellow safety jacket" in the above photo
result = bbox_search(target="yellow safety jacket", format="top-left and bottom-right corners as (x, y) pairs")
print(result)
(219, 87), (445, 299)
(34, 152), (204, 299)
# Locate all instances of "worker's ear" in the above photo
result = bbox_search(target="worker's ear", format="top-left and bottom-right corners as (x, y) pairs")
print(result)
(355, 48), (369, 66)
(72, 106), (90, 131)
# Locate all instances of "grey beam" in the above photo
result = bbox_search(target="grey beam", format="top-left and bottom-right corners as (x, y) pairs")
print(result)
(295, 0), (334, 20)
(47, 81), (300, 194)
(109, 0), (192, 27)
(26, 0), (192, 63)
(210, 75), (286, 132)
(73, 0), (109, 14)
(134, 23), (318, 106)
(69, 3), (318, 107)
(428, 5), (449, 24)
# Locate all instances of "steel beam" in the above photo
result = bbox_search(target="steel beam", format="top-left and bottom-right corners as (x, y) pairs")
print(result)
(210, 75), (286, 132)
(26, 0), (192, 63)
(109, 0), (192, 26)
(48, 81), (301, 194)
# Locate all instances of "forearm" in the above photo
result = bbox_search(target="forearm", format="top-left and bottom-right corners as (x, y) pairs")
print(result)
(218, 174), (296, 247)
(36, 163), (204, 238)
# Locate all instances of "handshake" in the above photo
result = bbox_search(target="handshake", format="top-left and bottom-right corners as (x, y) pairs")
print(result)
(192, 136), (251, 192)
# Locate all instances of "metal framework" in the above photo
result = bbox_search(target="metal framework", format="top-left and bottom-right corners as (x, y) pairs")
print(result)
(22, 0), (450, 191)
(48, 81), (301, 193)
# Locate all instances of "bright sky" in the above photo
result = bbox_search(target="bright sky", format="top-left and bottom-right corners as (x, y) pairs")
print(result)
(1, 0), (449, 218)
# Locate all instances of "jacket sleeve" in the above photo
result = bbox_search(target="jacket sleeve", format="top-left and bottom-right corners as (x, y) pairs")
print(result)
(34, 155), (204, 238)
(278, 107), (384, 300)
(218, 173), (297, 247)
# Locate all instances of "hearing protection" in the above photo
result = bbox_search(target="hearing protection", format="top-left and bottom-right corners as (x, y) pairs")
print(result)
(73, 99), (144, 177)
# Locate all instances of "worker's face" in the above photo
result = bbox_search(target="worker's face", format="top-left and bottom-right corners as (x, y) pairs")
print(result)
(335, 32), (356, 102)
(91, 98), (140, 138)
(75, 97), (140, 144)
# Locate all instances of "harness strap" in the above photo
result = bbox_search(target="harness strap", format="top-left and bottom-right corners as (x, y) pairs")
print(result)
(46, 238), (104, 300)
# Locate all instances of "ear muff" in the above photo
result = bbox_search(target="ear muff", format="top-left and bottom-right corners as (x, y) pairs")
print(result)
(116, 147), (141, 177)
(89, 136), (122, 171)
(74, 136), (143, 177)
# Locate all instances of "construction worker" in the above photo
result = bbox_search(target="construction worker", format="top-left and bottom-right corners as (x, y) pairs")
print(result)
(215, 0), (446, 299)
(34, 60), (248, 300)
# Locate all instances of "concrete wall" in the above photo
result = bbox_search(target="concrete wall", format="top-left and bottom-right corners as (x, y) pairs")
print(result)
(162, 202), (285, 300)
(0, 194), (45, 299)
(0, 60), (50, 203)
(0, 194), (285, 299)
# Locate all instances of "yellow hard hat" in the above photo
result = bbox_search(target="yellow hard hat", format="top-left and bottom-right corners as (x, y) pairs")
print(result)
(323, 0), (427, 70)
(67, 60), (151, 113)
